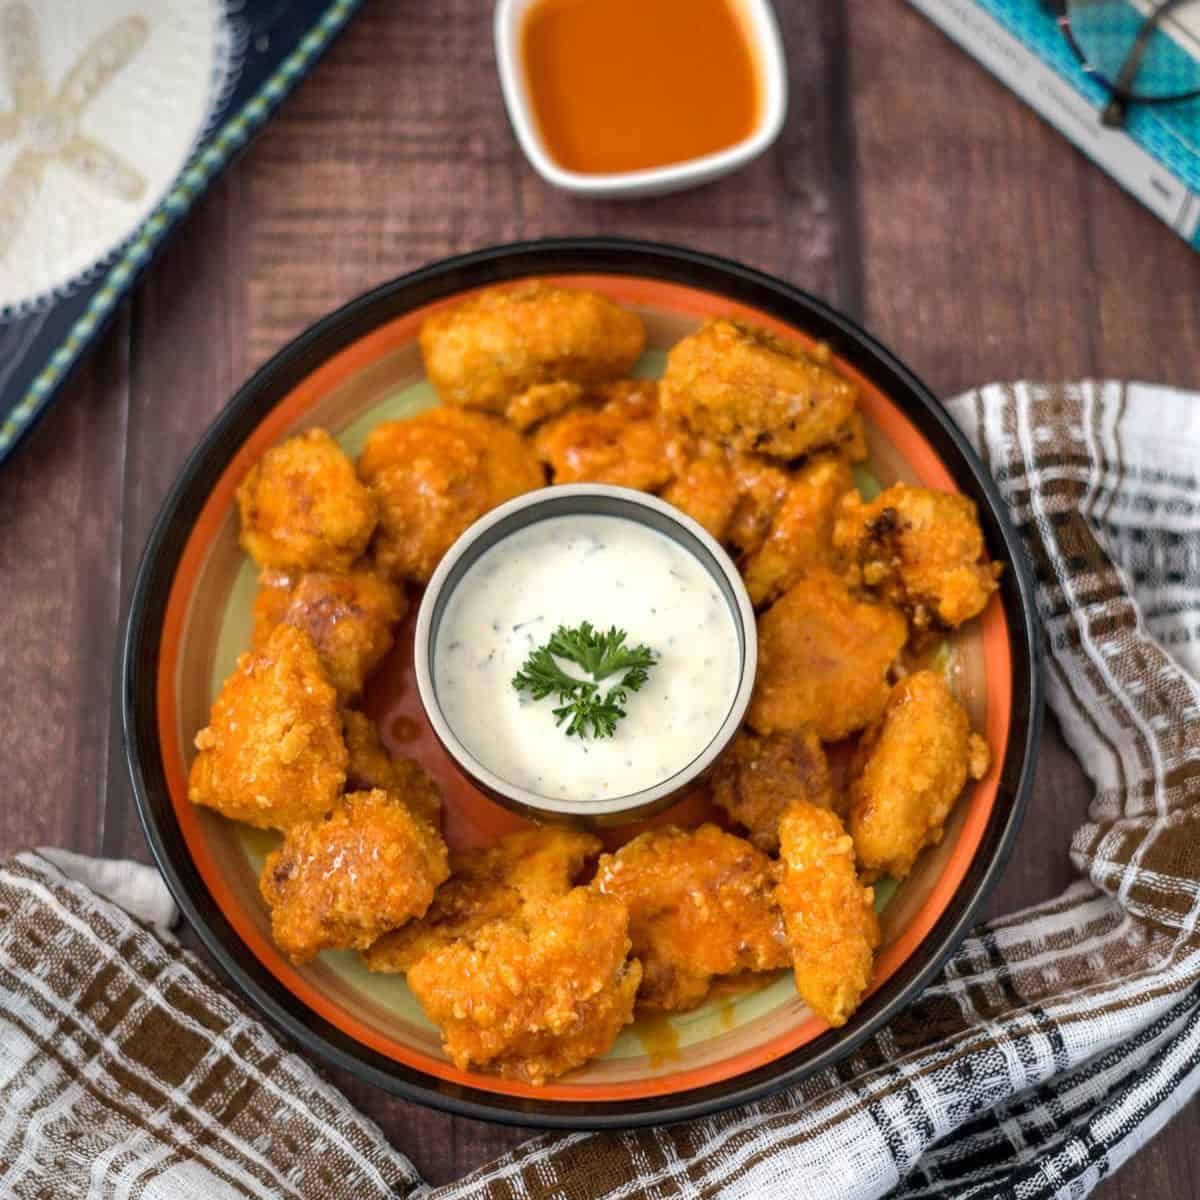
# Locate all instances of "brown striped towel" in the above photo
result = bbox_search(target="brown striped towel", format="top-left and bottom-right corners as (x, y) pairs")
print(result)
(3, 380), (1199, 1198)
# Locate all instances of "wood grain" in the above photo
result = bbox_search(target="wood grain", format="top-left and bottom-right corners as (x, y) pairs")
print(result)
(0, 313), (130, 855)
(0, 0), (1196, 1189)
(848, 3), (1200, 396)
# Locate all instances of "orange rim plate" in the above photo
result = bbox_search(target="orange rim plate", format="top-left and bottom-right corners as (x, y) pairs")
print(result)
(122, 239), (1042, 1128)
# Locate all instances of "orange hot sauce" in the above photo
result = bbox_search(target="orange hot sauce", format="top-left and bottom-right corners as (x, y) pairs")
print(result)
(520, 0), (761, 175)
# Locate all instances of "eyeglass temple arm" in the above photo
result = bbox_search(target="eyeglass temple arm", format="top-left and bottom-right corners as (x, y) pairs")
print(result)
(1114, 0), (1191, 93)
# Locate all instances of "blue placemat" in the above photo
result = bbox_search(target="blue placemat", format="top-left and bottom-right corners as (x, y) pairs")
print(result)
(0, 0), (362, 465)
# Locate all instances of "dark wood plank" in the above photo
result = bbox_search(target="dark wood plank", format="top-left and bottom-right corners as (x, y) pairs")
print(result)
(0, 311), (130, 856)
(848, 3), (1200, 396)
(96, 171), (256, 864)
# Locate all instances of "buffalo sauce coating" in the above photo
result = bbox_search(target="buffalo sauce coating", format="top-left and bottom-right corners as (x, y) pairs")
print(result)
(591, 824), (789, 1013)
(521, 0), (760, 174)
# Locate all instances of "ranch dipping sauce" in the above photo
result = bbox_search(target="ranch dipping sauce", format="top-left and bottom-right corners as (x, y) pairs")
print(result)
(433, 514), (741, 802)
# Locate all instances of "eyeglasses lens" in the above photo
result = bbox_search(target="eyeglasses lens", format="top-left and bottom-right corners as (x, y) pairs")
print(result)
(1066, 0), (1200, 100)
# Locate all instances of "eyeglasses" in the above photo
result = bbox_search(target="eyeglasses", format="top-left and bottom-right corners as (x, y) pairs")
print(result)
(1049, 0), (1200, 127)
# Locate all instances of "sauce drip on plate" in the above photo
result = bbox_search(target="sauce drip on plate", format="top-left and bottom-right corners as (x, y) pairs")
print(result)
(521, 0), (760, 175)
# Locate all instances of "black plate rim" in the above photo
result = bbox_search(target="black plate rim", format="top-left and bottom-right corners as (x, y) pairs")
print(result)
(122, 236), (1042, 1130)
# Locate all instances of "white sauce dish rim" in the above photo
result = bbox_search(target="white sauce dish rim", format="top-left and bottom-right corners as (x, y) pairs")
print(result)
(414, 483), (758, 823)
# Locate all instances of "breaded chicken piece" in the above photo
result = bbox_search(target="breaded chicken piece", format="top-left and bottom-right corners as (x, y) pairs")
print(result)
(364, 827), (601, 973)
(250, 568), (406, 698)
(848, 670), (991, 880)
(742, 457), (856, 606)
(359, 407), (544, 584)
(661, 319), (859, 461)
(419, 283), (645, 413)
(503, 380), (584, 431)
(660, 453), (740, 542)
(260, 788), (449, 964)
(342, 709), (442, 827)
(712, 728), (839, 854)
(657, 438), (790, 557)
(748, 573), (907, 742)
(591, 825), (788, 1013)
(406, 888), (640, 1083)
(776, 800), (879, 1028)
(250, 570), (295, 646)
(967, 731), (992, 780)
(534, 379), (674, 492)
(834, 411), (870, 464)
(726, 453), (792, 557)
(188, 625), (347, 830)
(237, 429), (377, 572)
(833, 484), (1001, 630)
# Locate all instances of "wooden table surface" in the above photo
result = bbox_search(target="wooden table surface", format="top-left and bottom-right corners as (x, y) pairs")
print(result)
(2, 1), (1199, 1192)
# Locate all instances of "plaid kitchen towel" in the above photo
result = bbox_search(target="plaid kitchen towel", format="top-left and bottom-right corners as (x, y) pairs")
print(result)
(2, 379), (1199, 1199)
(0, 850), (421, 1198)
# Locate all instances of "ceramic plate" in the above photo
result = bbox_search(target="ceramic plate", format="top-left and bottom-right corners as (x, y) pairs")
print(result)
(123, 239), (1041, 1128)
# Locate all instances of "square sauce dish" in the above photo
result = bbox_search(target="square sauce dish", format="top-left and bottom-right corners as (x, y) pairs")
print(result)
(494, 0), (788, 198)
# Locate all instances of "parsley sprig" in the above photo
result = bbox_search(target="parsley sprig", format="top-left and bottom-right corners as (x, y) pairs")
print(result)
(512, 622), (658, 738)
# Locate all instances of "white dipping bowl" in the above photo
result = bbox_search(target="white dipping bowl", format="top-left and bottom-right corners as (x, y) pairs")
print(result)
(414, 484), (758, 826)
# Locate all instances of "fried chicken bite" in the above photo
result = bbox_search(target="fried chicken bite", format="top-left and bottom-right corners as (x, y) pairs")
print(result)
(406, 888), (640, 1083)
(534, 379), (674, 492)
(342, 710), (443, 827)
(237, 429), (377, 572)
(712, 728), (839, 854)
(260, 788), (450, 964)
(748, 573), (907, 743)
(742, 457), (856, 606)
(657, 437), (791, 556)
(359, 407), (544, 584)
(776, 800), (879, 1028)
(661, 319), (859, 461)
(833, 411), (870, 464)
(419, 283), (645, 414)
(364, 827), (601, 973)
(968, 730), (992, 780)
(660, 453), (740, 542)
(833, 484), (1001, 630)
(592, 825), (788, 1013)
(188, 624), (347, 830)
(848, 670), (991, 880)
(250, 568), (406, 698)
(726, 453), (792, 557)
(503, 380), (584, 431)
(250, 571), (294, 646)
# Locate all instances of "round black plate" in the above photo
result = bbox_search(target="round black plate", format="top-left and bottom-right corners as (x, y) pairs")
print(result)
(123, 238), (1042, 1129)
